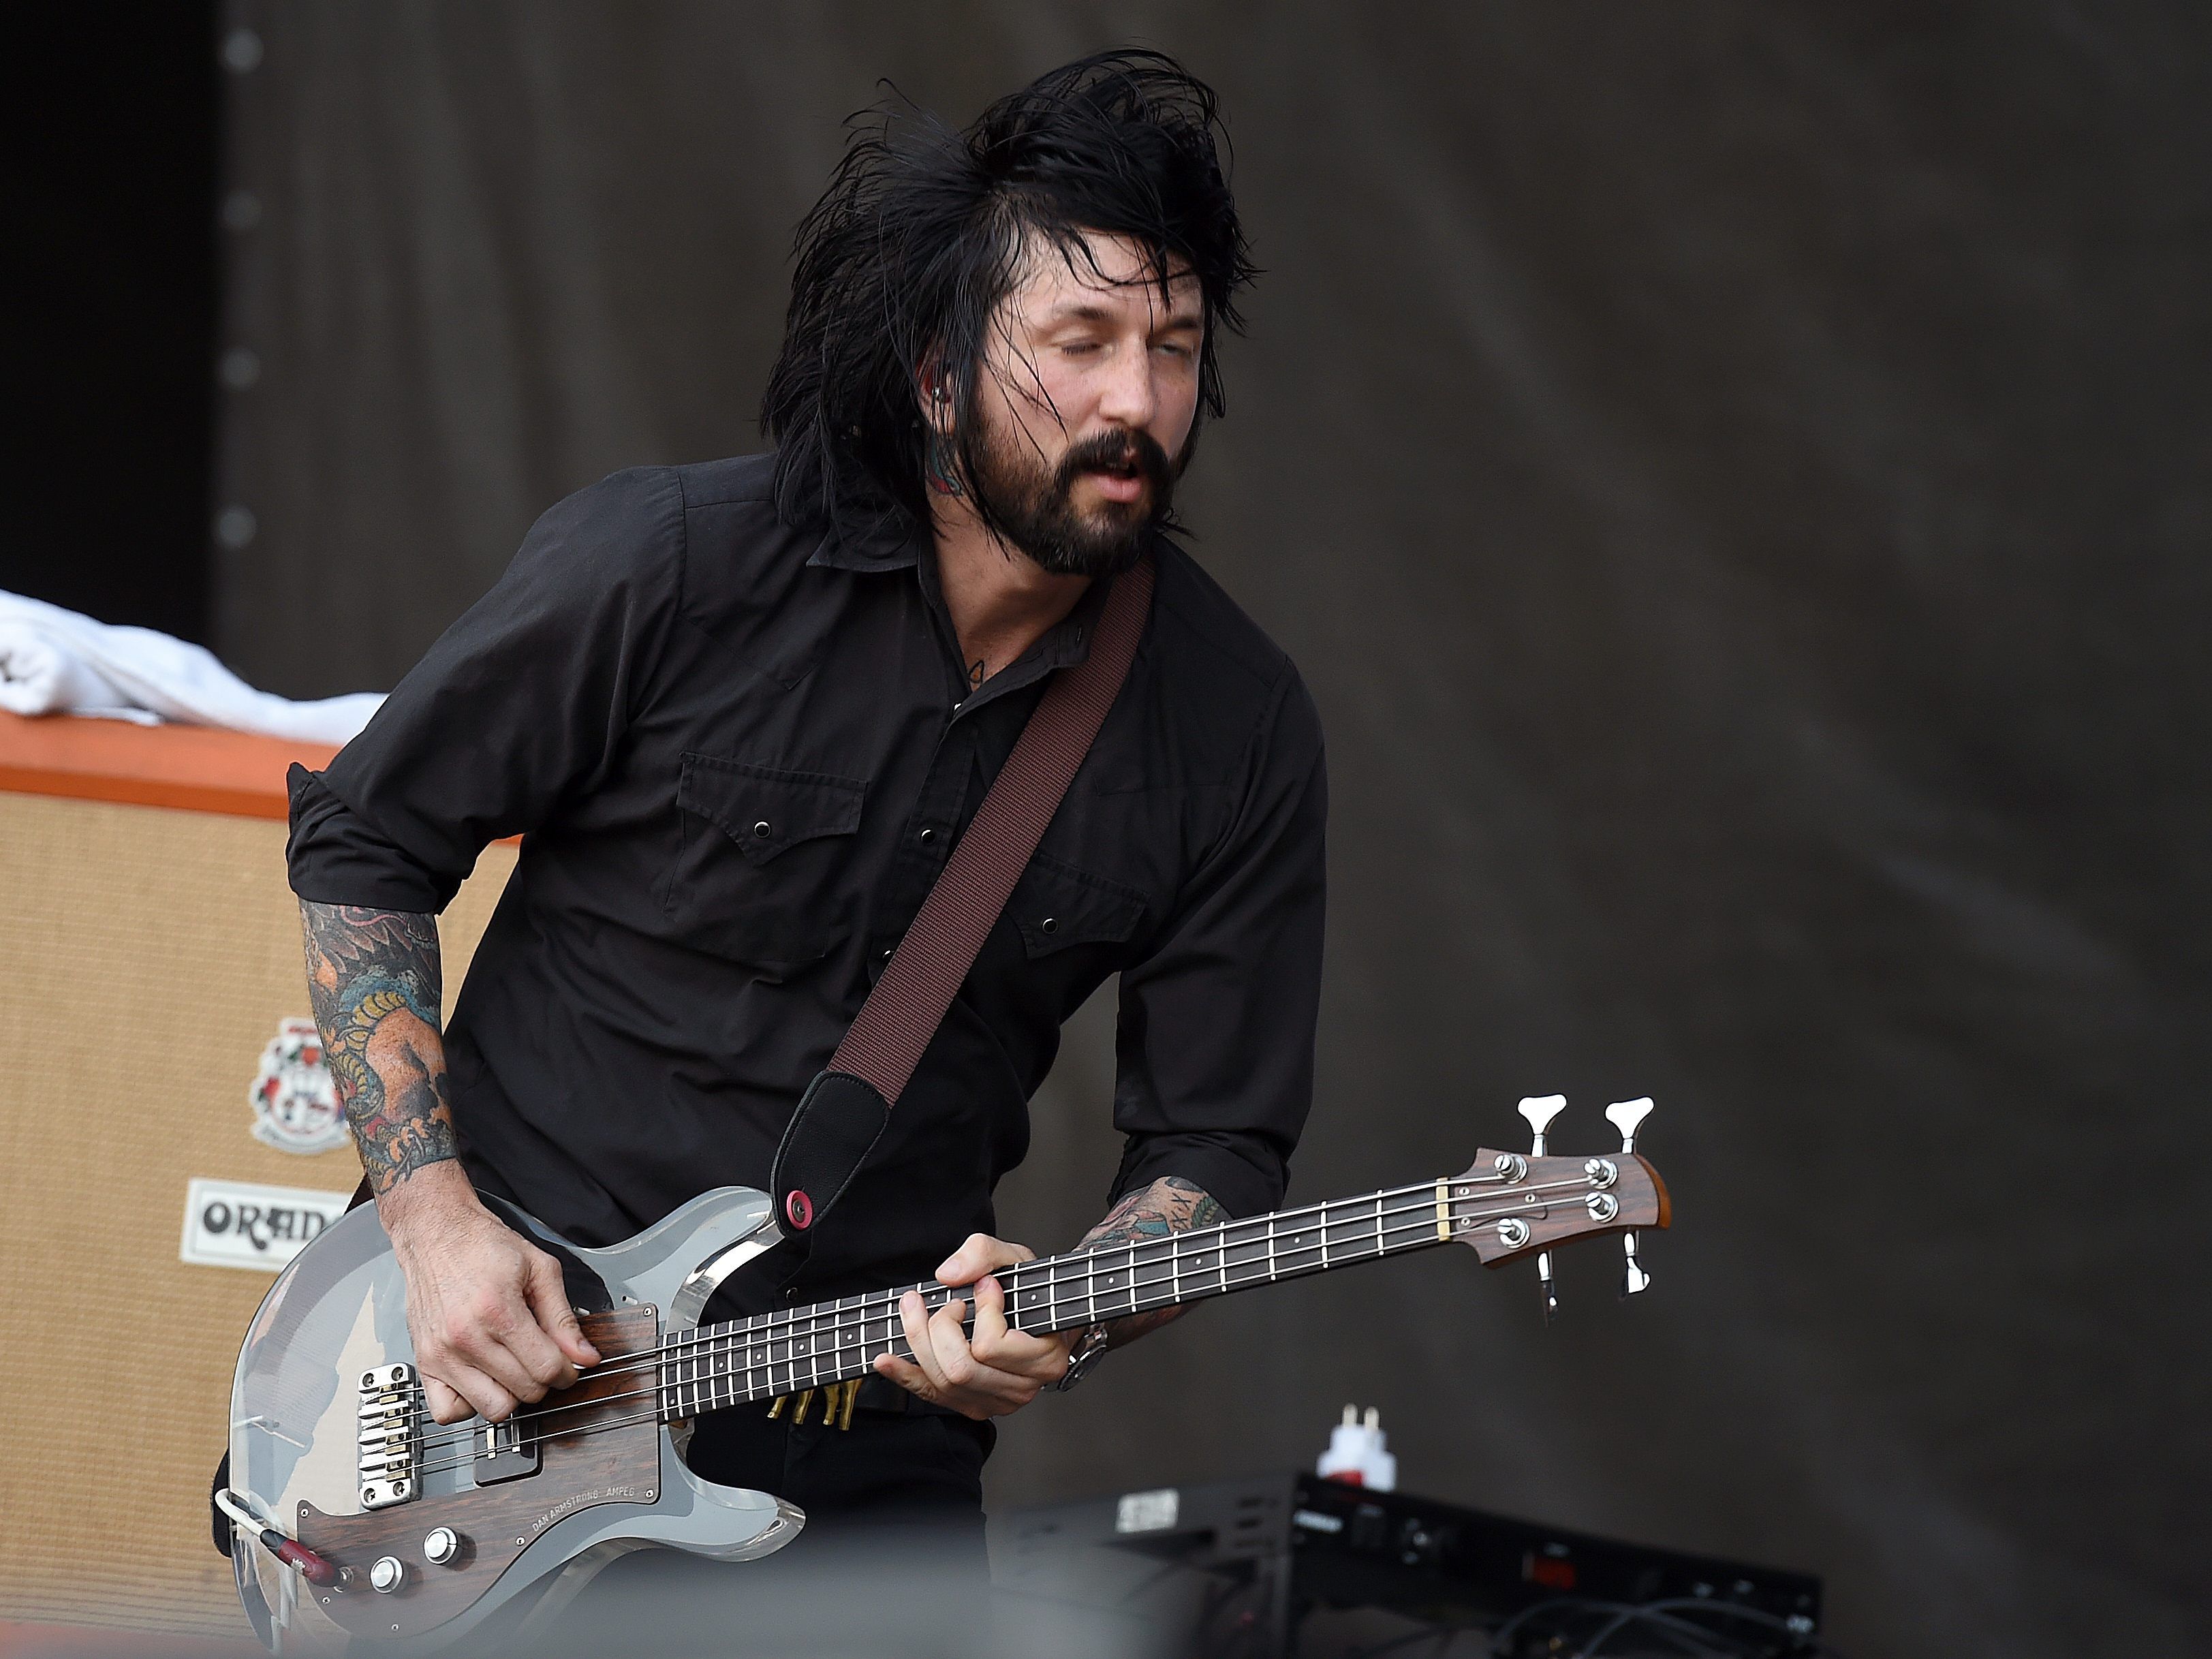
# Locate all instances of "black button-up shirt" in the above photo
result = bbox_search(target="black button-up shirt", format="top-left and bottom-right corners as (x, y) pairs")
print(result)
(287, 454), (1326, 1294)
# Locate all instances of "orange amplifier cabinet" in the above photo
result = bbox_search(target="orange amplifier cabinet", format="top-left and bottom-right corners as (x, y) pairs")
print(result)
(0, 713), (515, 1639)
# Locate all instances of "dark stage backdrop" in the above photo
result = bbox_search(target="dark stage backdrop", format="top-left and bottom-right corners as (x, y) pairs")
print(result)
(212, 5), (2210, 1654)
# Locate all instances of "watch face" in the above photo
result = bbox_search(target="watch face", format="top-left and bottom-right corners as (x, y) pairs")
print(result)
(1057, 1328), (1111, 1392)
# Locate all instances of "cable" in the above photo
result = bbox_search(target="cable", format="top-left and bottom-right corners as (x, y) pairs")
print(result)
(1488, 1592), (1834, 1659)
(1569, 1602), (1740, 1657)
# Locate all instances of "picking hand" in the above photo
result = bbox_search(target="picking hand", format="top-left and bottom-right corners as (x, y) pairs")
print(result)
(873, 1232), (1074, 1420)
(381, 1163), (600, 1423)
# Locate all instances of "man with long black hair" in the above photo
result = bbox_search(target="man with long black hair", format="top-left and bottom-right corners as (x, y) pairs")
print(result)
(287, 50), (1325, 1568)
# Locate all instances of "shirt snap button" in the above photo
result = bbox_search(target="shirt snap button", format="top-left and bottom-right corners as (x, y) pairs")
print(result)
(918, 827), (935, 843)
(753, 820), (771, 837)
(1040, 917), (1058, 934)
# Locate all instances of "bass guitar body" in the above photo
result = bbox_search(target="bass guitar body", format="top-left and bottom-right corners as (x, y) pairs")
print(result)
(226, 1185), (798, 1653)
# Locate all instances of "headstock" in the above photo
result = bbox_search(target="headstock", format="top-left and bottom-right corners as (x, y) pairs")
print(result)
(1442, 1096), (1670, 1319)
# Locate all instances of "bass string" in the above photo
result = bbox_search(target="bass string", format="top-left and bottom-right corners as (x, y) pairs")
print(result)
(704, 1175), (1493, 1341)
(401, 1181), (1461, 1451)
(400, 1183), (1527, 1457)
(400, 1194), (1580, 1478)
(698, 1181), (1517, 1346)
(677, 1196), (1470, 1389)
(405, 1194), (1460, 1461)
(403, 1171), (1593, 1451)
(403, 1205), (1466, 1482)
(401, 1178), (1600, 1459)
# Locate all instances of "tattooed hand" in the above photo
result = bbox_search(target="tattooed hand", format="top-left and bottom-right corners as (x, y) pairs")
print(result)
(299, 901), (597, 1422)
(873, 1176), (1226, 1418)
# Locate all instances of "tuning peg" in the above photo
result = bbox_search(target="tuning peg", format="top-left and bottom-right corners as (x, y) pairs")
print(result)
(1515, 1096), (1568, 1321)
(1604, 1096), (1653, 1154)
(1601, 1100), (1655, 1297)
(1517, 1094), (1566, 1157)
(1620, 1231), (1652, 1298)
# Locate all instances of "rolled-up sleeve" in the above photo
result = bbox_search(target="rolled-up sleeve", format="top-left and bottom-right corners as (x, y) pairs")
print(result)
(286, 466), (683, 912)
(1108, 668), (1327, 1218)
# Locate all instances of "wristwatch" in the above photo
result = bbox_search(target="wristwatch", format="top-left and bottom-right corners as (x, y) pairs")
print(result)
(1055, 1324), (1112, 1392)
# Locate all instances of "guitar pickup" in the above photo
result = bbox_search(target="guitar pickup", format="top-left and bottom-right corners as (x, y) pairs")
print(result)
(473, 1414), (540, 1486)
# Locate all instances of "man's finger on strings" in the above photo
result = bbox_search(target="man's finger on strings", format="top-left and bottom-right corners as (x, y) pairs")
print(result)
(969, 1271), (1010, 1349)
(921, 1294), (1036, 1407)
(873, 1351), (939, 1404)
(525, 1250), (600, 1371)
(450, 1312), (562, 1406)
(963, 1277), (1055, 1376)
(924, 1292), (984, 1390)
(896, 1290), (952, 1394)
(433, 1361), (518, 1425)
(497, 1300), (579, 1397)
(935, 1232), (1035, 1288)
(420, 1372), (473, 1426)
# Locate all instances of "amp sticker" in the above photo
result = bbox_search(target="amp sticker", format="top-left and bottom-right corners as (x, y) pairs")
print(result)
(181, 1177), (354, 1272)
(249, 1017), (350, 1154)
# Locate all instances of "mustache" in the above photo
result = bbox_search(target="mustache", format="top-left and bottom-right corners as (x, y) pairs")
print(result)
(1054, 429), (1174, 502)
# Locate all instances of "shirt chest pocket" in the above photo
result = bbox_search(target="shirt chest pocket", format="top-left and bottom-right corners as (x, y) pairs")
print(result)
(672, 754), (867, 973)
(1007, 852), (1148, 961)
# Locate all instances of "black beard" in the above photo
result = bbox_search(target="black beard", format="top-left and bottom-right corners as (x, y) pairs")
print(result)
(965, 426), (1177, 578)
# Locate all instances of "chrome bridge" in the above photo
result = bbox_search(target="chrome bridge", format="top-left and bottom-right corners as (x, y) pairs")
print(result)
(356, 1362), (420, 1510)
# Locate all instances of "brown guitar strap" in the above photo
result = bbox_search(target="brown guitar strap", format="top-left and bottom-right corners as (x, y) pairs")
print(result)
(768, 551), (1155, 1241)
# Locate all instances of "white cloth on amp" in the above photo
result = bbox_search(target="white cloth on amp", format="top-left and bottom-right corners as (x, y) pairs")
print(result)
(0, 590), (384, 745)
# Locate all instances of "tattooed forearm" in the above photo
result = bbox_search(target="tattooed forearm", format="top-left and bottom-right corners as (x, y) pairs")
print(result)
(1077, 1176), (1230, 1348)
(1083, 1175), (1230, 1247)
(299, 901), (455, 1194)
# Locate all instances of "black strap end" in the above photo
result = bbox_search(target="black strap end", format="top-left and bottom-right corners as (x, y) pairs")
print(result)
(771, 1069), (891, 1236)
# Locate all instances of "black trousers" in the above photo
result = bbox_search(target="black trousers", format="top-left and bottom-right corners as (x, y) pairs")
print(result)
(520, 1398), (998, 1658)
